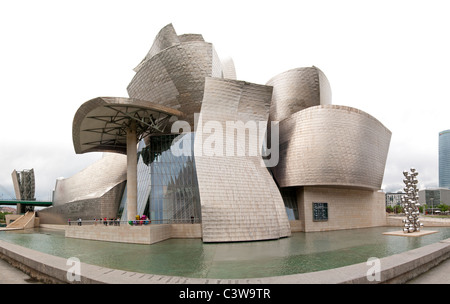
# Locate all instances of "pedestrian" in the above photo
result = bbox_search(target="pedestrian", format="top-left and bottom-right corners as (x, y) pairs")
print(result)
(78, 218), (82, 226)
(68, 219), (71, 226)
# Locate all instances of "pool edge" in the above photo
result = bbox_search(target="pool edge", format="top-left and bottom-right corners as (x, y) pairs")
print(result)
(0, 237), (449, 284)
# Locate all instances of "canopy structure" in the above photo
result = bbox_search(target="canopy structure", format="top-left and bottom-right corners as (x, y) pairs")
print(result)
(72, 96), (184, 221)
(73, 97), (184, 154)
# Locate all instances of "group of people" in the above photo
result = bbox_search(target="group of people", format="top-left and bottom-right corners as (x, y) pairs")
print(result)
(67, 218), (83, 226)
(67, 217), (121, 226)
(95, 218), (121, 226)
(67, 216), (154, 226)
(128, 214), (150, 226)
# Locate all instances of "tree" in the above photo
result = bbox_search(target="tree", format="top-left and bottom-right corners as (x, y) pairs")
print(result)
(437, 204), (449, 212)
(0, 212), (9, 222)
(394, 205), (403, 214)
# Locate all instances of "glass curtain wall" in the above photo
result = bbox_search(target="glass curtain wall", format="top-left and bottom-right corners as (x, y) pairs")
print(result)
(439, 130), (450, 188)
(143, 133), (201, 223)
(118, 133), (201, 224)
(118, 140), (151, 221)
(280, 188), (299, 220)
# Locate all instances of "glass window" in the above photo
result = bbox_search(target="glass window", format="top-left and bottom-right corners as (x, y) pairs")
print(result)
(312, 202), (328, 222)
(280, 188), (298, 220)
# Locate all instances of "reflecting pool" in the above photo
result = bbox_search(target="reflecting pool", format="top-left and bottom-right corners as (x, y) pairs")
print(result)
(1, 226), (449, 279)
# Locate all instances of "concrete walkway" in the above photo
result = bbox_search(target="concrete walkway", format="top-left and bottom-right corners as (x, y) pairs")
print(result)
(0, 258), (41, 284)
(406, 257), (450, 284)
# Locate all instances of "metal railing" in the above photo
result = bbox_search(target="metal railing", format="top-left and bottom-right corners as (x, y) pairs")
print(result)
(67, 218), (200, 226)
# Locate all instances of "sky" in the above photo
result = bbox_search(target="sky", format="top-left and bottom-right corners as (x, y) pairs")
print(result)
(1, 0), (449, 200)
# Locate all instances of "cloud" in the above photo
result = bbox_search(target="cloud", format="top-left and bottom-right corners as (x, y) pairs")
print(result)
(0, 139), (101, 200)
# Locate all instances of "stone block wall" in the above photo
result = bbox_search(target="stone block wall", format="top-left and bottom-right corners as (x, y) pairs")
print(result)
(65, 223), (202, 244)
(297, 186), (387, 232)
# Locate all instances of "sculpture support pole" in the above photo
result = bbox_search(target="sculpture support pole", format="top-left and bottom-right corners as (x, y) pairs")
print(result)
(126, 120), (138, 223)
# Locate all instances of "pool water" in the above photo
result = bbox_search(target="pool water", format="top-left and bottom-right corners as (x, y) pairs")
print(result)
(1, 226), (449, 279)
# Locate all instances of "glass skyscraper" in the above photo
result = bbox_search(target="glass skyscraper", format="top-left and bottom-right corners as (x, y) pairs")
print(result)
(439, 130), (450, 188)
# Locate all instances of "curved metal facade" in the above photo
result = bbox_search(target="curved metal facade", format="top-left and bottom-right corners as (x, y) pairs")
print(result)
(72, 96), (184, 155)
(195, 77), (291, 242)
(272, 105), (392, 190)
(39, 153), (127, 224)
(266, 66), (331, 123)
(46, 23), (393, 238)
(127, 24), (230, 127)
(52, 153), (126, 206)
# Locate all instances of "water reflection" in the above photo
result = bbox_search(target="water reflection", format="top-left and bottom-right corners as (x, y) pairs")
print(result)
(0, 226), (449, 279)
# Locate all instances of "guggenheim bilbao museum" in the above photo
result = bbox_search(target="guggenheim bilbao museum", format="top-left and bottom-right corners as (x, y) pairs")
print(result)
(38, 24), (392, 243)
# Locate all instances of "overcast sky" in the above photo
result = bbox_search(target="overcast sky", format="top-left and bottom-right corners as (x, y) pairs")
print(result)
(1, 0), (449, 200)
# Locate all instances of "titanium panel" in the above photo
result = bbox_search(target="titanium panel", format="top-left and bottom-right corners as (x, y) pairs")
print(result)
(39, 181), (126, 225)
(266, 66), (331, 123)
(195, 77), (291, 242)
(272, 105), (391, 190)
(52, 153), (127, 206)
(133, 23), (180, 73)
(221, 57), (237, 80)
(127, 24), (225, 127)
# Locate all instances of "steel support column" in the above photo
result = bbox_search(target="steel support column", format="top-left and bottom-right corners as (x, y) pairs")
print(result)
(126, 121), (138, 222)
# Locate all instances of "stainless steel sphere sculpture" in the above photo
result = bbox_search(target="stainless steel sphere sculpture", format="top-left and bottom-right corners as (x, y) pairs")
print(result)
(401, 168), (424, 233)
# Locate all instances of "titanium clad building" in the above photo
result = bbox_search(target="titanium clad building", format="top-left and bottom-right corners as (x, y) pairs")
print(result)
(39, 24), (391, 242)
(439, 130), (450, 188)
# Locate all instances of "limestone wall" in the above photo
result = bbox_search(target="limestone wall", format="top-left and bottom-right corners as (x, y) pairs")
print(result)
(298, 186), (387, 232)
(65, 224), (202, 244)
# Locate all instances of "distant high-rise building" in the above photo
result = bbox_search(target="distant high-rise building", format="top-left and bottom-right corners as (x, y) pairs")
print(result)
(439, 130), (450, 188)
